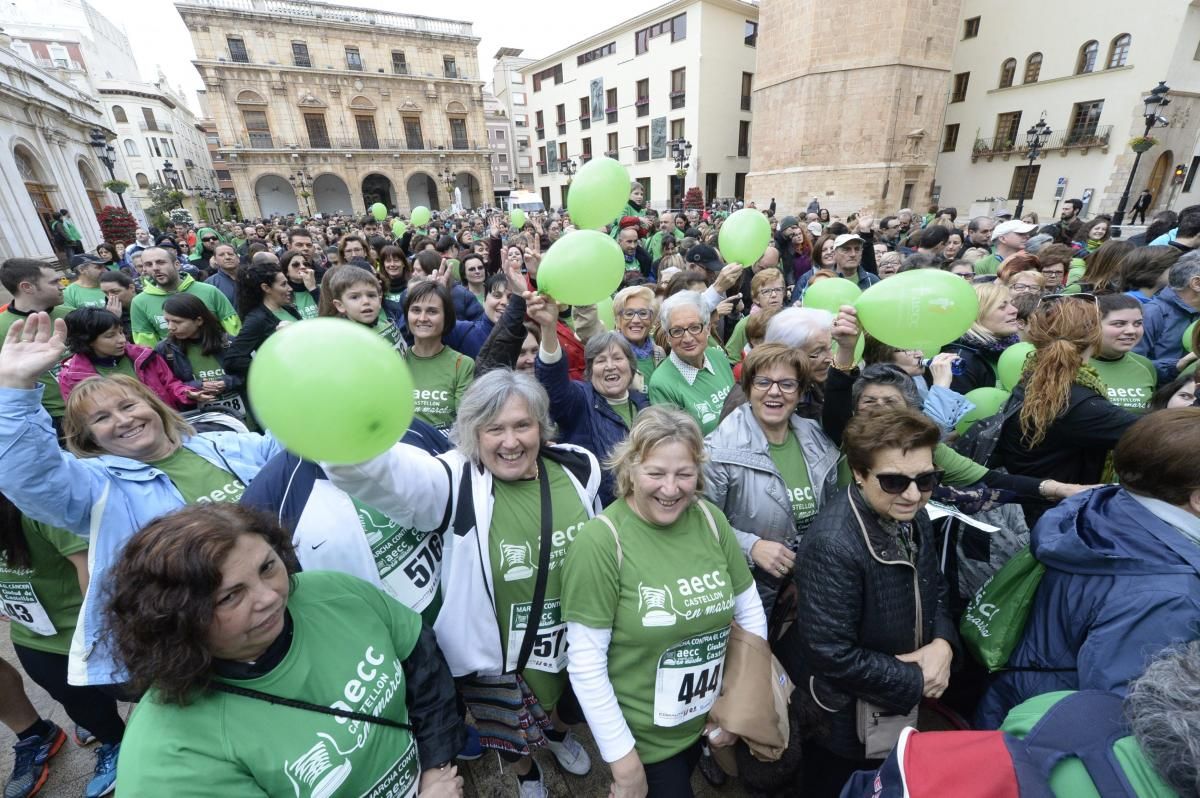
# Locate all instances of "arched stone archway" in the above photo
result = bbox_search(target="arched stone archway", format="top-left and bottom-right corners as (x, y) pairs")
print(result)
(78, 160), (104, 214)
(1146, 149), (1173, 212)
(362, 173), (394, 211)
(313, 173), (353, 215)
(14, 144), (57, 252)
(454, 172), (482, 210)
(406, 172), (439, 211)
(254, 174), (299, 218)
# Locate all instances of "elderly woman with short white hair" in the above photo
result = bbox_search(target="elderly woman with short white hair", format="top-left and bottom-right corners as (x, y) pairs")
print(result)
(325, 369), (602, 795)
(647, 290), (736, 435)
(611, 285), (664, 390)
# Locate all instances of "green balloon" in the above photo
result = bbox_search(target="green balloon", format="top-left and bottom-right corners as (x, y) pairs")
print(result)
(803, 277), (862, 315)
(248, 319), (414, 464)
(718, 208), (772, 267)
(370, 202), (387, 221)
(831, 334), (866, 363)
(855, 269), (979, 354)
(536, 230), (624, 306)
(568, 156), (630, 229)
(997, 342), (1036, 391)
(596, 297), (616, 330)
(955, 387), (1012, 435)
(411, 206), (431, 228)
(1183, 319), (1198, 353)
(391, 220), (407, 238)
(510, 208), (526, 229)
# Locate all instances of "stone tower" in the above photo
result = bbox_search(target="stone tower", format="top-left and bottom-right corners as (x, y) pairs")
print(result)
(746, 0), (962, 217)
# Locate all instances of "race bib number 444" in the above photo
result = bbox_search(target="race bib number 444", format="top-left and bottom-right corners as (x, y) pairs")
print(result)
(506, 599), (567, 674)
(0, 582), (57, 636)
(653, 627), (729, 727)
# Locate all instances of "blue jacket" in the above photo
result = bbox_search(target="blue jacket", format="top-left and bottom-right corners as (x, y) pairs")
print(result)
(0, 386), (282, 685)
(975, 485), (1200, 729)
(205, 269), (237, 306)
(534, 351), (648, 506)
(1133, 285), (1199, 382)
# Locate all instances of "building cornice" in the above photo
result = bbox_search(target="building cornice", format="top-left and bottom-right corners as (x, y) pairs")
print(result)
(191, 59), (485, 89)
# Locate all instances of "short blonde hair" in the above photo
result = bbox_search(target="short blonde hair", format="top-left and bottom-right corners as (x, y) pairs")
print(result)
(607, 405), (706, 499)
(64, 375), (194, 458)
(968, 282), (1014, 342)
(612, 285), (657, 318)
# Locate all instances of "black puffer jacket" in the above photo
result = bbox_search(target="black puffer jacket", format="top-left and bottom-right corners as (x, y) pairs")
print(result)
(942, 334), (1005, 395)
(788, 485), (958, 760)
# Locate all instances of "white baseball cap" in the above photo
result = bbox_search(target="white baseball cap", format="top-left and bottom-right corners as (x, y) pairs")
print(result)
(834, 233), (864, 248)
(991, 220), (1037, 241)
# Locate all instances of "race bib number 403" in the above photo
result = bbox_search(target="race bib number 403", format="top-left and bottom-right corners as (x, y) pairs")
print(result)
(653, 627), (729, 727)
(0, 582), (57, 636)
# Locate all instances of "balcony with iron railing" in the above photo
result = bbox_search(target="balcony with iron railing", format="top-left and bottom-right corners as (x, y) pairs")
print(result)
(226, 138), (487, 152)
(176, 0), (474, 37)
(971, 125), (1113, 160)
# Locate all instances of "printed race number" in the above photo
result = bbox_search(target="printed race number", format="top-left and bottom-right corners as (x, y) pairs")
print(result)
(506, 599), (567, 673)
(0, 583), (57, 636)
(653, 627), (729, 727)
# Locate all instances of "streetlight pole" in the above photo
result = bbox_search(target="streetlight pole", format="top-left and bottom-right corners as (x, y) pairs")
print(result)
(1014, 116), (1052, 219)
(289, 169), (313, 215)
(670, 138), (692, 209)
(560, 157), (576, 206)
(440, 166), (457, 208)
(1113, 81), (1170, 226)
(88, 128), (125, 209)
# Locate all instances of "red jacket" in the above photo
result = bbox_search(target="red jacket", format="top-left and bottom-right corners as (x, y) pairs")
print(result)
(556, 320), (586, 381)
(59, 344), (195, 410)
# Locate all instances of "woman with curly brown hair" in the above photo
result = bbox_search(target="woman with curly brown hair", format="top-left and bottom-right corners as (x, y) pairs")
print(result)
(111, 503), (465, 798)
(996, 295), (1139, 525)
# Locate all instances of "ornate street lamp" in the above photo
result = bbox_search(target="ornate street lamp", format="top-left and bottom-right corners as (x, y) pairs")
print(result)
(1113, 81), (1171, 226)
(89, 128), (125, 209)
(161, 160), (179, 189)
(670, 138), (693, 176)
(289, 169), (313, 215)
(1014, 116), (1052, 218)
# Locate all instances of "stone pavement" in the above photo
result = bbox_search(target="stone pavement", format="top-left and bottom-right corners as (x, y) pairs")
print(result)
(1, 622), (748, 797)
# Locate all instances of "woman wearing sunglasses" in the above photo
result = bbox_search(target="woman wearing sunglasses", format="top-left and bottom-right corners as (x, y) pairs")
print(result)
(996, 294), (1139, 526)
(704, 343), (839, 617)
(790, 408), (958, 795)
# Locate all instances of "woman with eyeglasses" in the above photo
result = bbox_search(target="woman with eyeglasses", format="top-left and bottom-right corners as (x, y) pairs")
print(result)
(648, 291), (736, 436)
(788, 408), (958, 795)
(725, 269), (788, 365)
(996, 295), (1139, 526)
(611, 286), (663, 391)
(704, 344), (839, 617)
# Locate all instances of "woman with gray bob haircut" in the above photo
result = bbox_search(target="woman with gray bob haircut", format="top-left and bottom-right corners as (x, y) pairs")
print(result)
(1126, 640), (1200, 796)
(325, 368), (605, 793)
(528, 292), (648, 506)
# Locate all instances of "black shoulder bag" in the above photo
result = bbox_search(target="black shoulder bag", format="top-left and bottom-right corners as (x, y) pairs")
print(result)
(207, 680), (412, 731)
(509, 456), (553, 675)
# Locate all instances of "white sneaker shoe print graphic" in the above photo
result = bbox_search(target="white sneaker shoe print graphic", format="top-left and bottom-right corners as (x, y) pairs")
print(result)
(639, 583), (678, 627)
(285, 739), (352, 798)
(499, 540), (535, 582)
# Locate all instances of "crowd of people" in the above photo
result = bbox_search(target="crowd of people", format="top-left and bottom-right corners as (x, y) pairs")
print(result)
(0, 189), (1198, 798)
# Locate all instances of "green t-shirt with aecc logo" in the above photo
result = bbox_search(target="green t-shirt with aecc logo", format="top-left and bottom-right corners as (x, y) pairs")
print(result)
(647, 347), (735, 436)
(0, 518), (87, 655)
(562, 498), (753, 764)
(116, 571), (424, 798)
(63, 282), (106, 309)
(766, 436), (817, 534)
(400, 347), (475, 431)
(184, 343), (252, 422)
(292, 290), (318, 320)
(372, 315), (403, 347)
(352, 495), (443, 625)
(1088, 352), (1157, 412)
(488, 461), (590, 711)
(150, 447), (245, 505)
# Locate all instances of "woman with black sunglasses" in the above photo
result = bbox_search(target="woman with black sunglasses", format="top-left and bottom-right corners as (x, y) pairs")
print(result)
(789, 408), (958, 796)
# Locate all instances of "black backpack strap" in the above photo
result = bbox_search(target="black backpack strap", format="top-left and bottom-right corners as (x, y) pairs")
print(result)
(511, 456), (553, 675)
(451, 461), (476, 538)
(208, 681), (412, 731)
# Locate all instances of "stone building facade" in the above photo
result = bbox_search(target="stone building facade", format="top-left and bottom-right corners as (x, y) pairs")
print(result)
(745, 0), (962, 217)
(174, 0), (493, 219)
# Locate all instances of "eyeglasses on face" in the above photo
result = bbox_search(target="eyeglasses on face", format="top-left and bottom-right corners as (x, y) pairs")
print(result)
(667, 322), (706, 339)
(201, 237), (218, 242)
(873, 470), (943, 495)
(751, 376), (800, 394)
(758, 287), (785, 297)
(620, 308), (652, 320)
(1008, 283), (1043, 294)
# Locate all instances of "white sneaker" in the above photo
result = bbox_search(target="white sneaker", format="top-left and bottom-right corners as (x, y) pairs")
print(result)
(516, 767), (548, 798)
(545, 731), (591, 776)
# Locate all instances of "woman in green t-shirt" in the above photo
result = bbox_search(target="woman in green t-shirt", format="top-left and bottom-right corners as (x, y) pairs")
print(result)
(157, 293), (248, 423)
(280, 250), (320, 319)
(1, 493), (126, 798)
(1089, 293), (1158, 412)
(379, 244), (410, 304)
(108, 503), (465, 798)
(562, 405), (766, 798)
(703, 344), (840, 617)
(401, 282), (475, 431)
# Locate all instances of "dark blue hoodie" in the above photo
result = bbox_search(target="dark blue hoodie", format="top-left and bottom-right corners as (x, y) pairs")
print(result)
(976, 485), (1200, 729)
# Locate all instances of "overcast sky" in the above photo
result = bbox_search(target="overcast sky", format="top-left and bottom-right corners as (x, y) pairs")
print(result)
(87, 0), (654, 112)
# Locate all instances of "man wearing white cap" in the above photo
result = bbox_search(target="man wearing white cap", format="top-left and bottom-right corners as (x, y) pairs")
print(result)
(796, 233), (880, 294)
(974, 219), (1036, 276)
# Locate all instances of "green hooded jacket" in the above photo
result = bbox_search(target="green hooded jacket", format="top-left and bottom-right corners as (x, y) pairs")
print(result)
(129, 273), (241, 347)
